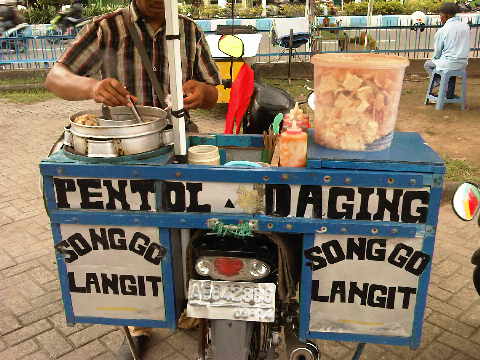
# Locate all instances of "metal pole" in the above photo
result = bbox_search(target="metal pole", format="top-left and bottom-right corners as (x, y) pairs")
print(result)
(122, 326), (141, 360)
(288, 28), (293, 85)
(164, 0), (187, 156)
(351, 343), (366, 360)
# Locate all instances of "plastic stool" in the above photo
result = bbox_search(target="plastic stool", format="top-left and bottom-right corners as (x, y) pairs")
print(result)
(424, 69), (467, 110)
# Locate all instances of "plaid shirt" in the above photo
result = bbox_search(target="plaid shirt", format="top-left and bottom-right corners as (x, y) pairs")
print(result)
(58, 3), (221, 107)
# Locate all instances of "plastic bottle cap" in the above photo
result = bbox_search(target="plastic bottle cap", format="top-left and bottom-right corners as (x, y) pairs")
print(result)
(286, 118), (303, 134)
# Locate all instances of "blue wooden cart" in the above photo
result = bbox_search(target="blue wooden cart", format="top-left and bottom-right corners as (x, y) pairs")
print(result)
(40, 131), (444, 357)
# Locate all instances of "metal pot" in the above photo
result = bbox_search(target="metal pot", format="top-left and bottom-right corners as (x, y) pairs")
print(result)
(66, 106), (173, 157)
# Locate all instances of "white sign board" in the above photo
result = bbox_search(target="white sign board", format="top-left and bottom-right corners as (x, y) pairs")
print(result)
(53, 177), (431, 224)
(306, 234), (430, 337)
(57, 225), (166, 321)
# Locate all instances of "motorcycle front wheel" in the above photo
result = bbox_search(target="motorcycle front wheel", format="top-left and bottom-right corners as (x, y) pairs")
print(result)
(473, 266), (480, 296)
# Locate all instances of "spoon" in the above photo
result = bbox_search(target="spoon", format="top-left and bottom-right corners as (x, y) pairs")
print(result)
(128, 96), (142, 123)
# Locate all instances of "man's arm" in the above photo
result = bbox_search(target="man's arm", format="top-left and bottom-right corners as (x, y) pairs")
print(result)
(183, 80), (218, 110)
(432, 30), (444, 60)
(45, 63), (133, 107)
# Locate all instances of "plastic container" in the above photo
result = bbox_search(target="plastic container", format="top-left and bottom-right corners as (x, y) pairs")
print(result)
(311, 53), (409, 151)
(279, 120), (307, 167)
(188, 145), (220, 166)
(282, 103), (310, 131)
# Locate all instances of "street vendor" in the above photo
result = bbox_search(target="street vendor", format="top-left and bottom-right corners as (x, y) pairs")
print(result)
(45, 0), (221, 358)
(424, 2), (470, 99)
(45, 0), (221, 132)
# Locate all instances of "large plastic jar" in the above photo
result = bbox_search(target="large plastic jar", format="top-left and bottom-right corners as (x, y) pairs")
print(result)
(188, 145), (220, 165)
(311, 53), (409, 151)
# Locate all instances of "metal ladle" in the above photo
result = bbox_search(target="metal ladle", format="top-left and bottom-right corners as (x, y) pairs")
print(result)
(128, 96), (143, 123)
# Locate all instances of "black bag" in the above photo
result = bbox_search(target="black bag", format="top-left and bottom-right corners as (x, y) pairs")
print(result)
(216, 25), (257, 35)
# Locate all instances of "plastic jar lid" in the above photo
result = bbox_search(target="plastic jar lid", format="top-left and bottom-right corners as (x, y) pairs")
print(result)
(188, 145), (220, 163)
(311, 53), (409, 70)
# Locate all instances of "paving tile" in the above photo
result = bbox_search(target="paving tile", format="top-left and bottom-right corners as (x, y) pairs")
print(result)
(0, 311), (22, 335)
(19, 301), (63, 325)
(3, 319), (52, 346)
(58, 340), (106, 360)
(0, 339), (39, 360)
(428, 312), (476, 338)
(48, 312), (87, 336)
(36, 329), (73, 358)
(414, 341), (456, 360)
(459, 303), (480, 327)
(437, 332), (480, 359)
(68, 324), (116, 347)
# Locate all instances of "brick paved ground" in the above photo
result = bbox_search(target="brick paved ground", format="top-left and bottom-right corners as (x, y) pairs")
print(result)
(0, 98), (479, 360)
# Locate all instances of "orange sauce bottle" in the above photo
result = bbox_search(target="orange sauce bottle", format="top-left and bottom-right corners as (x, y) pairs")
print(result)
(279, 118), (307, 167)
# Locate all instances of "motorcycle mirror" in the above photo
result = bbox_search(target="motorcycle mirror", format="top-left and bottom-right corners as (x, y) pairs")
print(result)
(452, 182), (480, 221)
(307, 92), (315, 110)
(218, 34), (244, 59)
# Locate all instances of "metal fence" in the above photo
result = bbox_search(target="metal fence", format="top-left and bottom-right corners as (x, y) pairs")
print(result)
(1, 24), (480, 69)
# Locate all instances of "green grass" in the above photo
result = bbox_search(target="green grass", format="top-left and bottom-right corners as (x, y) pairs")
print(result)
(0, 89), (56, 104)
(0, 75), (46, 87)
(261, 78), (310, 102)
(445, 158), (480, 183)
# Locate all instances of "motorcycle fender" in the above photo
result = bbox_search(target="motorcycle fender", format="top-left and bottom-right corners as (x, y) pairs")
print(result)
(471, 249), (480, 266)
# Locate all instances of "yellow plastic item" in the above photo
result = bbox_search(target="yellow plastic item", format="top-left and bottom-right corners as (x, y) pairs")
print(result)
(216, 60), (244, 103)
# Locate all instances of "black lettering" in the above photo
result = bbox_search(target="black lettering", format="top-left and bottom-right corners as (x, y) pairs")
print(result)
(137, 276), (146, 296)
(78, 179), (104, 210)
(55, 241), (78, 263)
(366, 238), (386, 261)
(346, 237), (366, 260)
(144, 243), (166, 265)
(323, 240), (346, 265)
(373, 189), (403, 222)
(265, 184), (291, 217)
(330, 281), (346, 303)
(100, 273), (119, 294)
(348, 282), (368, 305)
(129, 232), (150, 256)
(356, 187), (374, 220)
(186, 183), (211, 212)
(68, 272), (86, 293)
(103, 180), (131, 210)
(311, 280), (329, 302)
(85, 272), (101, 293)
(119, 275), (137, 295)
(405, 252), (431, 276)
(388, 243), (414, 268)
(130, 180), (155, 211)
(398, 287), (417, 309)
(401, 191), (430, 223)
(304, 247), (328, 271)
(54, 178), (76, 208)
(108, 228), (127, 250)
(327, 187), (355, 219)
(162, 181), (186, 212)
(89, 228), (109, 250)
(146, 276), (162, 297)
(296, 185), (322, 218)
(386, 286), (397, 309)
(367, 284), (387, 308)
(67, 233), (92, 257)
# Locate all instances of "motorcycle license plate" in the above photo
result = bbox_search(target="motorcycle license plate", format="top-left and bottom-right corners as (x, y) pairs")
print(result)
(186, 280), (276, 322)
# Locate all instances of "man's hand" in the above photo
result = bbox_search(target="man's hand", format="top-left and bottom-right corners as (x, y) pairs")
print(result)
(183, 80), (208, 110)
(90, 78), (137, 107)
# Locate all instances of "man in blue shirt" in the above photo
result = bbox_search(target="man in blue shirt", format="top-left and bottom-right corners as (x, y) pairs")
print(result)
(424, 3), (470, 98)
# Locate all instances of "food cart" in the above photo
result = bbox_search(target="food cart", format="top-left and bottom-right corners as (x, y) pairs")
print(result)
(39, 1), (445, 359)
(40, 129), (444, 358)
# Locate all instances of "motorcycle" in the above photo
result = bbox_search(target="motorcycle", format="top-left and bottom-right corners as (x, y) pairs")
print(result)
(452, 182), (480, 295)
(0, 2), (28, 53)
(47, 4), (91, 45)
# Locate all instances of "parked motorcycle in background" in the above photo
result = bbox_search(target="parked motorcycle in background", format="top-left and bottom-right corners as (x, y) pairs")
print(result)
(0, 0), (28, 53)
(452, 183), (480, 295)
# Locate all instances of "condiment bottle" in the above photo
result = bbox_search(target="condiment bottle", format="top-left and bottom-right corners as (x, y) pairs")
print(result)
(282, 102), (310, 131)
(279, 118), (307, 167)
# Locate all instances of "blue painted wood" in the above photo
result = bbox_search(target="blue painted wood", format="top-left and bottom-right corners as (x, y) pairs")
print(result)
(307, 131), (445, 174)
(42, 176), (57, 213)
(189, 134), (264, 148)
(299, 234), (315, 342)
(159, 228), (177, 329)
(52, 223), (75, 324)
(48, 211), (423, 238)
(40, 163), (428, 189)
